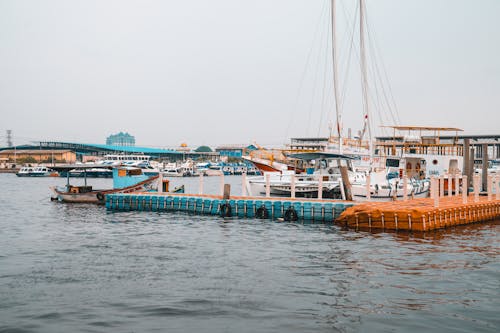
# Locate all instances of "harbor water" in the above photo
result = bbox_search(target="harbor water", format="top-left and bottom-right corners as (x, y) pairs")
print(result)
(0, 174), (499, 332)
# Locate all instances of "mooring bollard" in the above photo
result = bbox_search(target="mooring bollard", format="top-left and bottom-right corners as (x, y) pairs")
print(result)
(265, 173), (271, 198)
(241, 173), (247, 196)
(317, 175), (323, 200)
(291, 174), (296, 199)
(462, 175), (468, 204)
(199, 173), (204, 195)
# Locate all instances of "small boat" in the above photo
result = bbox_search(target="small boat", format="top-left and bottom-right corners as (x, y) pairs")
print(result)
(51, 166), (159, 204)
(17, 166), (59, 177)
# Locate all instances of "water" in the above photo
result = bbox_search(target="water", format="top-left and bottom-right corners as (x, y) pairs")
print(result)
(0, 174), (499, 332)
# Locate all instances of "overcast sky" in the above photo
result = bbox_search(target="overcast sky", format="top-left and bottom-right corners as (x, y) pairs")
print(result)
(1, 0), (499, 148)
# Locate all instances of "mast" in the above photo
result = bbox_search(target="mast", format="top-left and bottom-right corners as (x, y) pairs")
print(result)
(359, 0), (373, 162)
(331, 0), (342, 153)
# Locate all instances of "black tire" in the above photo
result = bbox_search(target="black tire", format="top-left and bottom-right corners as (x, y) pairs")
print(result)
(256, 205), (269, 219)
(96, 192), (105, 201)
(220, 203), (232, 218)
(284, 207), (299, 222)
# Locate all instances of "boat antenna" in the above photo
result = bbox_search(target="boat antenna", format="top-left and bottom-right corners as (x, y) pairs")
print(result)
(331, 0), (342, 153)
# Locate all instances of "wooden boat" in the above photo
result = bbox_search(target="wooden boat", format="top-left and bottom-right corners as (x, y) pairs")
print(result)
(51, 166), (158, 204)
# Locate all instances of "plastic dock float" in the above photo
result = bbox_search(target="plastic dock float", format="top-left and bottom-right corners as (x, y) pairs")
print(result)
(336, 196), (500, 232)
(106, 193), (356, 222)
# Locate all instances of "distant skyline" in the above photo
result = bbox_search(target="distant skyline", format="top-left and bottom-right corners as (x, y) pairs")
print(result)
(1, 0), (499, 148)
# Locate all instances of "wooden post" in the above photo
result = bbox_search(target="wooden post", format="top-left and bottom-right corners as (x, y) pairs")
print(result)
(496, 175), (500, 201)
(455, 174), (460, 197)
(198, 173), (204, 195)
(447, 174), (452, 197)
(433, 177), (439, 208)
(439, 176), (445, 198)
(339, 166), (352, 201)
(487, 175), (493, 201)
(473, 174), (480, 203)
(403, 176), (408, 201)
(220, 173), (225, 196)
(158, 172), (164, 193)
(430, 176), (435, 199)
(463, 138), (470, 184)
(462, 175), (468, 204)
(339, 178), (346, 200)
(468, 147), (475, 190)
(265, 173), (271, 198)
(366, 173), (371, 200)
(317, 175), (323, 200)
(290, 174), (296, 199)
(223, 184), (231, 200)
(241, 173), (247, 196)
(482, 143), (489, 192)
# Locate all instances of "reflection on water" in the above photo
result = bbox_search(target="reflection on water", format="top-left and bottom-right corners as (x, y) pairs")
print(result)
(0, 174), (499, 332)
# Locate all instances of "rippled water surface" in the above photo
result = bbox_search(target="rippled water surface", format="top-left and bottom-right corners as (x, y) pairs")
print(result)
(0, 174), (499, 332)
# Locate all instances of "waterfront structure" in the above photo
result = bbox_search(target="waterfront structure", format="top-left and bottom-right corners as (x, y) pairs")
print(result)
(0, 149), (76, 164)
(106, 132), (135, 146)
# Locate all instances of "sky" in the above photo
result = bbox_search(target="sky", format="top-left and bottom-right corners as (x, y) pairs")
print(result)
(0, 0), (499, 149)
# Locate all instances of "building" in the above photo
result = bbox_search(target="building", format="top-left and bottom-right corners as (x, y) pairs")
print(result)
(106, 132), (135, 146)
(0, 149), (76, 164)
(215, 145), (258, 158)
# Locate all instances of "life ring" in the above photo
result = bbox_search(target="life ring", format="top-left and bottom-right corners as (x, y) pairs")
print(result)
(256, 205), (269, 219)
(220, 203), (232, 218)
(96, 192), (105, 201)
(284, 207), (298, 222)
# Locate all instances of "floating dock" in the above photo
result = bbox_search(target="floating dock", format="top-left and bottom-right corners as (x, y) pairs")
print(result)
(336, 195), (500, 232)
(106, 193), (356, 222)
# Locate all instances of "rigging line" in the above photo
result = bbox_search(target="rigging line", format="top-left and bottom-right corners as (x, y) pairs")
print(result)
(365, 26), (399, 129)
(317, 15), (333, 138)
(338, 0), (359, 114)
(306, 5), (330, 137)
(284, 1), (328, 140)
(330, 0), (342, 139)
(364, 12), (401, 125)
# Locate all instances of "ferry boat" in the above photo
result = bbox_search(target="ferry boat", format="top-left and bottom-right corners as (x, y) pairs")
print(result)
(51, 166), (159, 204)
(16, 166), (59, 177)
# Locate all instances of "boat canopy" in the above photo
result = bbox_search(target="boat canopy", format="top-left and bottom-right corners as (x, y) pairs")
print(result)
(286, 152), (353, 161)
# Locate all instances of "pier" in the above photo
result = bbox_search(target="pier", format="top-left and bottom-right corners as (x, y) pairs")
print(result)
(106, 193), (356, 222)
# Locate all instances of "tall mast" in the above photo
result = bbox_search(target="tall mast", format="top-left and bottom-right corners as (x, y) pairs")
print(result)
(359, 0), (372, 160)
(331, 0), (342, 153)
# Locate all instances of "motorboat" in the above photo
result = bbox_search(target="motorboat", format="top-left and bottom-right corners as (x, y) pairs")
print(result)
(16, 166), (59, 177)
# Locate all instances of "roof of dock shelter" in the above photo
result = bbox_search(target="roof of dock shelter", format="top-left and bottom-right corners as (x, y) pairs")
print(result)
(37, 141), (182, 155)
(381, 125), (463, 132)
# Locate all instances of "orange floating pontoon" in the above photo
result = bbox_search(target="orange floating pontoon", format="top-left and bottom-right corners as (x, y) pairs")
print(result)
(336, 196), (500, 232)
